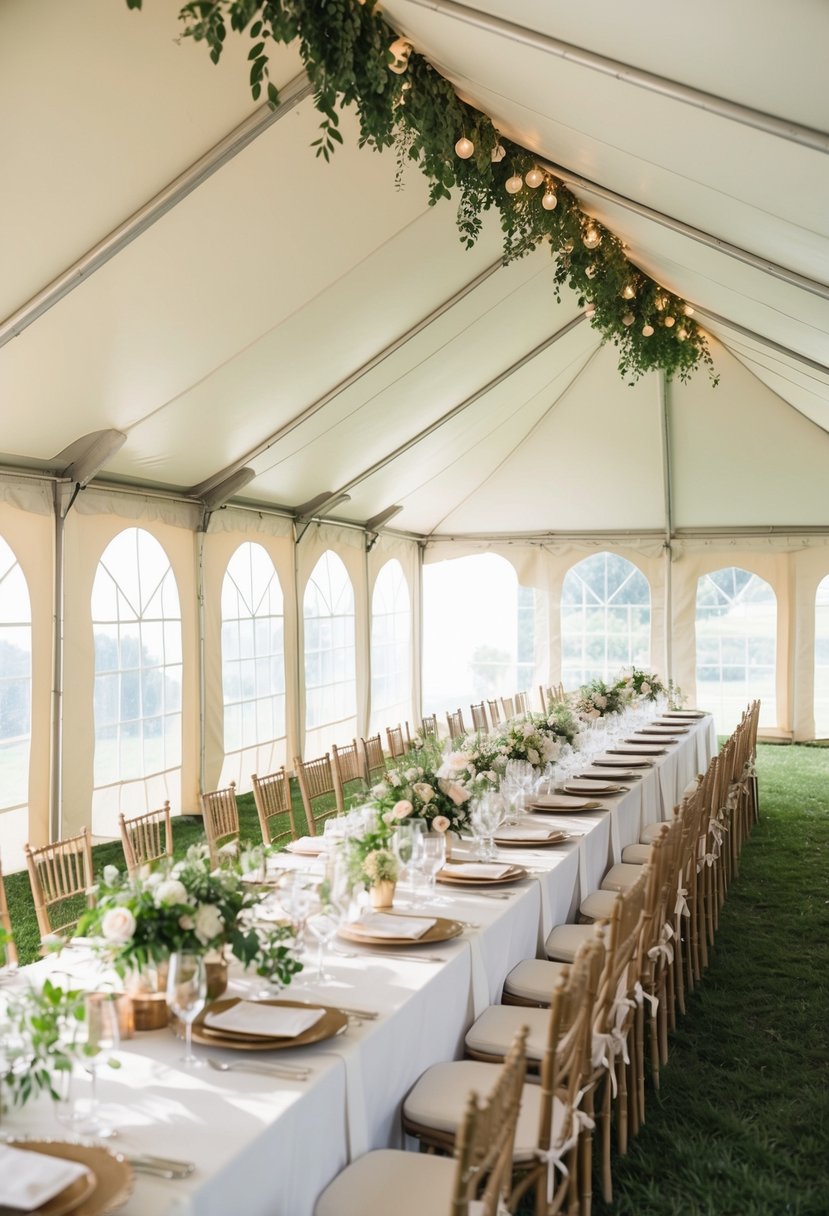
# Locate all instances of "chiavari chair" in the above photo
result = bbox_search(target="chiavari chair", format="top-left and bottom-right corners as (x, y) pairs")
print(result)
(251, 768), (297, 849)
(0, 854), (18, 968)
(119, 802), (173, 876)
(331, 741), (367, 811)
(386, 722), (411, 759)
(294, 754), (341, 834)
(469, 702), (489, 732)
(420, 714), (439, 739)
(487, 699), (502, 726)
(500, 696), (515, 720)
(446, 708), (466, 740)
(201, 783), (240, 865)
(361, 734), (387, 784)
(25, 827), (95, 941)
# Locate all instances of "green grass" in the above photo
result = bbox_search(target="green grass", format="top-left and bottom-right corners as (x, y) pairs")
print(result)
(586, 743), (829, 1216)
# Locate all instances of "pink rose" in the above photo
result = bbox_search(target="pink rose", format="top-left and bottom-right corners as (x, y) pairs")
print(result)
(431, 815), (450, 833)
(439, 779), (470, 806)
(393, 799), (413, 819)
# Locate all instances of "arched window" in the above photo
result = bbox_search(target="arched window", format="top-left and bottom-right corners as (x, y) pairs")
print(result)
(422, 554), (532, 714)
(370, 560), (411, 733)
(220, 543), (285, 789)
(561, 553), (651, 686)
(0, 536), (32, 868)
(695, 567), (776, 732)
(814, 576), (829, 737)
(303, 551), (356, 749)
(91, 529), (182, 835)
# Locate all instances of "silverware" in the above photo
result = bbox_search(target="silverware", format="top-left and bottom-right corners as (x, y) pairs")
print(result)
(127, 1155), (195, 1179)
(207, 1058), (311, 1081)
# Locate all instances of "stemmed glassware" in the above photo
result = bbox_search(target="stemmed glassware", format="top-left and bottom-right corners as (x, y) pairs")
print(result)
(470, 792), (506, 860)
(415, 832), (447, 905)
(166, 951), (207, 1069)
(392, 821), (425, 892)
(78, 992), (121, 1135)
(304, 862), (350, 983)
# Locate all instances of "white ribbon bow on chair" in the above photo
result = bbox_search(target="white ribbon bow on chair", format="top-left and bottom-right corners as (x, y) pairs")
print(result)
(535, 1088), (596, 1203)
(647, 920), (674, 968)
(675, 886), (690, 918)
(634, 979), (659, 1017)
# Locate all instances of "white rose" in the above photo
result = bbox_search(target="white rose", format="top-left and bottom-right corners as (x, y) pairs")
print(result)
(438, 779), (470, 807)
(412, 782), (435, 804)
(595, 694), (607, 710)
(194, 903), (224, 945)
(179, 914), (195, 931)
(103, 865), (120, 886)
(404, 768), (419, 782)
(372, 783), (389, 799)
(436, 752), (471, 778)
(587, 708), (601, 720)
(522, 723), (534, 738)
(387, 770), (401, 785)
(527, 748), (540, 766)
(218, 841), (238, 858)
(431, 815), (451, 833)
(101, 906), (137, 945)
(154, 879), (188, 907)
(641, 681), (651, 696)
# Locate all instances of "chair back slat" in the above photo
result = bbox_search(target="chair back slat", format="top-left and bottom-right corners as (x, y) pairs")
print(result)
(252, 769), (297, 849)
(0, 855), (18, 968)
(294, 754), (339, 835)
(331, 742), (366, 813)
(420, 714), (438, 739)
(446, 709), (466, 740)
(201, 783), (240, 864)
(25, 827), (95, 940)
(361, 734), (387, 784)
(487, 699), (502, 726)
(469, 702), (489, 732)
(514, 692), (528, 715)
(119, 802), (173, 876)
(500, 696), (515, 720)
(386, 724), (406, 758)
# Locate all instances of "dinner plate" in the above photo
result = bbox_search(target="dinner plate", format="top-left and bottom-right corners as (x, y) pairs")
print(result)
(337, 916), (464, 947)
(437, 863), (527, 886)
(663, 710), (707, 718)
(5, 1142), (133, 1216)
(607, 746), (667, 756)
(593, 757), (652, 768)
(494, 829), (571, 845)
(626, 736), (679, 745)
(561, 781), (625, 796)
(578, 770), (640, 781)
(648, 724), (691, 733)
(529, 796), (600, 811)
(192, 998), (348, 1051)
(284, 837), (326, 856)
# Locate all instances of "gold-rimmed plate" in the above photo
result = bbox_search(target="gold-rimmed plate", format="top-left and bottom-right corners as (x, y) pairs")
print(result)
(663, 710), (707, 718)
(5, 1142), (133, 1216)
(338, 916), (464, 947)
(192, 998), (348, 1051)
(437, 863), (527, 886)
(494, 829), (571, 846)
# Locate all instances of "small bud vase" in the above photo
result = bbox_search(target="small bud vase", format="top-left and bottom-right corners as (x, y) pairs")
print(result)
(369, 880), (396, 909)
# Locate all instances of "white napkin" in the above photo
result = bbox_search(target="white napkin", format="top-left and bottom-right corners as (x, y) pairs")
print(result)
(204, 1000), (325, 1038)
(530, 795), (590, 810)
(441, 862), (512, 879)
(593, 755), (652, 767)
(285, 836), (326, 855)
(495, 824), (560, 841)
(580, 768), (638, 781)
(347, 913), (436, 940)
(563, 780), (616, 794)
(0, 1145), (90, 1210)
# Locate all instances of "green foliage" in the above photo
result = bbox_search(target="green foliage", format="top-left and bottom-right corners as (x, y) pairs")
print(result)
(124, 0), (717, 386)
(1, 979), (87, 1109)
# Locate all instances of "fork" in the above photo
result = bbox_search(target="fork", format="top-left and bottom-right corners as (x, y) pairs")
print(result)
(207, 1057), (311, 1081)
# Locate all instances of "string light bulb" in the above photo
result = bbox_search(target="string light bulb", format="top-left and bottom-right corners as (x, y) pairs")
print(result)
(454, 136), (474, 159)
(584, 304), (596, 319)
(582, 224), (601, 250)
(677, 327), (688, 341)
(655, 295), (666, 311)
(388, 38), (412, 73)
(541, 185), (558, 210)
(623, 313), (635, 327)
(622, 283), (636, 300)
(491, 144), (506, 163)
(525, 167), (544, 188)
(664, 315), (676, 328)
(683, 305), (695, 317)
(505, 174), (524, 194)
(642, 323), (655, 337)
(585, 264), (598, 279)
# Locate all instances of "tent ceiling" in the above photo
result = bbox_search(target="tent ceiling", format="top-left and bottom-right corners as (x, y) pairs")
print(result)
(1, 0), (828, 536)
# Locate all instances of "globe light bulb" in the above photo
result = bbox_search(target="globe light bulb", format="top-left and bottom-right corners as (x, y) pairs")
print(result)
(455, 136), (474, 160)
(585, 264), (598, 279)
(664, 315), (676, 328)
(677, 327), (688, 341)
(585, 304), (596, 319)
(642, 324), (655, 337)
(622, 283), (636, 300)
(388, 38), (412, 74)
(491, 144), (506, 163)
(524, 167), (544, 188)
(505, 174), (524, 194)
(541, 188), (558, 210)
(623, 313), (635, 327)
(683, 305), (695, 317)
(582, 224), (601, 249)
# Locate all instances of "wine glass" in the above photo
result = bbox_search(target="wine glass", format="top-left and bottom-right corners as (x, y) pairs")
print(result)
(166, 952), (207, 1069)
(416, 832), (447, 905)
(470, 792), (506, 860)
(78, 992), (121, 1136)
(392, 822), (424, 888)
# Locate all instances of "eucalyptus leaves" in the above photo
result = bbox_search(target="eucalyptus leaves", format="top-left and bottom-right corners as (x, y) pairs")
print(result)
(125, 0), (715, 384)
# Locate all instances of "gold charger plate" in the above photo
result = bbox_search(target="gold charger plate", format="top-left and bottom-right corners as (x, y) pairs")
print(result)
(5, 1142), (133, 1216)
(338, 916), (464, 947)
(663, 710), (706, 718)
(494, 830), (571, 846)
(437, 863), (527, 886)
(192, 998), (348, 1051)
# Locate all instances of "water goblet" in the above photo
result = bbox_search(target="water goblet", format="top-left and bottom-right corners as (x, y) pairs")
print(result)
(416, 832), (447, 906)
(78, 992), (121, 1136)
(166, 951), (207, 1069)
(470, 792), (506, 861)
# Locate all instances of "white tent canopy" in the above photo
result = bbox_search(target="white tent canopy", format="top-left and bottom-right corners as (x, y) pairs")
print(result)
(1, 0), (827, 862)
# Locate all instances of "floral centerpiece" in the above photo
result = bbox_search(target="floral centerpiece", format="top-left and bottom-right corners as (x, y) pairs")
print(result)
(369, 737), (487, 834)
(489, 716), (565, 771)
(617, 667), (667, 703)
(532, 702), (582, 748)
(573, 678), (626, 720)
(77, 843), (301, 992)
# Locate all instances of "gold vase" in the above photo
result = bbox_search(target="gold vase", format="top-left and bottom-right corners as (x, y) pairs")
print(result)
(206, 957), (229, 1001)
(127, 961), (170, 1032)
(369, 880), (396, 909)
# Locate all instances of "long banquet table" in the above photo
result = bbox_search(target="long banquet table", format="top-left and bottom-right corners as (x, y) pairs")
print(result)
(8, 716), (716, 1216)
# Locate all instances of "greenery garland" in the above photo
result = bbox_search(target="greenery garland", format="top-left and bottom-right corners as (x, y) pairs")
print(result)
(127, 0), (717, 385)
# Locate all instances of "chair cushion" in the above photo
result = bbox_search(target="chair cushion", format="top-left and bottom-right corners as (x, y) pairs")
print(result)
(640, 821), (665, 844)
(544, 922), (595, 962)
(464, 1004), (549, 1062)
(404, 1061), (543, 1161)
(502, 958), (570, 1004)
(621, 842), (652, 864)
(315, 1150), (456, 1216)
(600, 862), (644, 892)
(579, 888), (618, 922)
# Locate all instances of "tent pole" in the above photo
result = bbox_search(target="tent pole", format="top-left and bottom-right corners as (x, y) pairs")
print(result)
(48, 486), (67, 842)
(196, 529), (207, 796)
(659, 370), (674, 682)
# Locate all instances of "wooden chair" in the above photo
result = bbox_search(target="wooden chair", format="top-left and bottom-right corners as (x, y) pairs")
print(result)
(119, 802), (173, 876)
(469, 702), (489, 732)
(420, 714), (439, 740)
(251, 768), (298, 849)
(332, 741), (367, 811)
(487, 699), (502, 726)
(500, 696), (515, 720)
(405, 938), (603, 1215)
(315, 1028), (528, 1216)
(294, 754), (340, 835)
(386, 723), (411, 759)
(201, 783), (240, 865)
(446, 708), (466, 740)
(0, 854), (18, 968)
(361, 734), (387, 784)
(513, 691), (528, 715)
(24, 827), (95, 940)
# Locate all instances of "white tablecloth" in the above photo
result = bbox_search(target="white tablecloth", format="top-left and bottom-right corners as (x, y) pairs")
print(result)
(6, 716), (715, 1216)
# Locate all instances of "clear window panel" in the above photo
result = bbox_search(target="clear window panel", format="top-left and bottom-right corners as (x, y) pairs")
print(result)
(561, 553), (651, 688)
(814, 576), (829, 736)
(695, 567), (777, 732)
(304, 552), (356, 737)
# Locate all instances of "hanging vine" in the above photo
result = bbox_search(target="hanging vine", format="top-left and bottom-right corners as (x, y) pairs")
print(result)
(126, 0), (717, 385)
